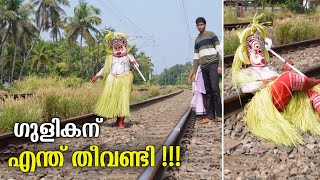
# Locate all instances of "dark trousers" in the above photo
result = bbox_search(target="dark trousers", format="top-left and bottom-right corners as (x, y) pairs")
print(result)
(201, 62), (222, 119)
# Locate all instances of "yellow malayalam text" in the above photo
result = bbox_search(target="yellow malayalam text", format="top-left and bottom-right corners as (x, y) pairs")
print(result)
(72, 145), (155, 167)
(8, 145), (68, 173)
(8, 145), (156, 172)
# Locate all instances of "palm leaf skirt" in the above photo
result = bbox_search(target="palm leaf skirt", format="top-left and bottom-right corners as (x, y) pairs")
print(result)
(94, 71), (133, 118)
(245, 84), (320, 147)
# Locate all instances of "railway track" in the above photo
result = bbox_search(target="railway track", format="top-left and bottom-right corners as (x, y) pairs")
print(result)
(0, 93), (33, 101)
(0, 87), (166, 102)
(161, 114), (222, 179)
(224, 62), (320, 179)
(224, 38), (320, 67)
(224, 21), (272, 31)
(0, 89), (217, 180)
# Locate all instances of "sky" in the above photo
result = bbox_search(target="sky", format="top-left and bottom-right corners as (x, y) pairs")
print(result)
(42, 0), (223, 74)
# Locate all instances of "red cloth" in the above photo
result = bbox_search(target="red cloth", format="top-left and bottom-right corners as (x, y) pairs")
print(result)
(271, 72), (292, 112)
(307, 90), (320, 109)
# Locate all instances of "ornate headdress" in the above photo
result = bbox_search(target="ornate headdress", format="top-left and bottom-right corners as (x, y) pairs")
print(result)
(231, 13), (270, 90)
(104, 32), (128, 54)
(102, 31), (130, 77)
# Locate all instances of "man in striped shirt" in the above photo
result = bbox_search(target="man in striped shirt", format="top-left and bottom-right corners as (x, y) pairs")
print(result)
(191, 17), (222, 123)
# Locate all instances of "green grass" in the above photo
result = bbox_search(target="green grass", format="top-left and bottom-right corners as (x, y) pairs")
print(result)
(224, 15), (320, 55)
(274, 17), (320, 44)
(224, 7), (238, 24)
(224, 30), (241, 56)
(10, 76), (83, 93)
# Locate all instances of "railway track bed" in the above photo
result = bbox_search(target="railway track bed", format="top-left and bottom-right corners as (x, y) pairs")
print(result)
(164, 115), (222, 179)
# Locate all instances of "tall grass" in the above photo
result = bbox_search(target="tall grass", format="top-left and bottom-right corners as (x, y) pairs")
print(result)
(224, 30), (241, 56)
(10, 76), (83, 93)
(37, 87), (99, 120)
(274, 17), (320, 44)
(0, 98), (42, 132)
(224, 7), (238, 24)
(148, 85), (160, 97)
(224, 16), (319, 55)
(224, 7), (295, 24)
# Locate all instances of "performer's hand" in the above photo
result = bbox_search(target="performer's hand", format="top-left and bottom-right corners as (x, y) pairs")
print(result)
(130, 59), (139, 68)
(187, 75), (192, 85)
(191, 74), (196, 82)
(217, 66), (222, 75)
(284, 59), (294, 71)
(262, 76), (277, 85)
(262, 79), (272, 85)
(91, 76), (98, 83)
(187, 77), (191, 85)
(268, 76), (278, 81)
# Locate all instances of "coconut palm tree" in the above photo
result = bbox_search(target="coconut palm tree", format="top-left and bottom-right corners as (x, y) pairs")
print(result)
(1, 0), (38, 83)
(65, 0), (101, 79)
(30, 40), (52, 72)
(32, 0), (69, 36)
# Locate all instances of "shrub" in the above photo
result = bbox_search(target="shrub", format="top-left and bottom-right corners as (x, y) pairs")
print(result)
(0, 98), (42, 132)
(224, 30), (241, 56)
(274, 17), (320, 44)
(148, 85), (160, 97)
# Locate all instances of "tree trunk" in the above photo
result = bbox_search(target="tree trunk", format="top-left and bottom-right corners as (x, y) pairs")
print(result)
(11, 43), (17, 84)
(19, 39), (37, 80)
(0, 38), (5, 83)
(91, 46), (94, 77)
(0, 28), (10, 47)
(97, 43), (100, 73)
(80, 34), (84, 79)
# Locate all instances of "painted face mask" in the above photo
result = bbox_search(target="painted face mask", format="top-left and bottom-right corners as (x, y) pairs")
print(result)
(246, 31), (266, 67)
(108, 36), (128, 57)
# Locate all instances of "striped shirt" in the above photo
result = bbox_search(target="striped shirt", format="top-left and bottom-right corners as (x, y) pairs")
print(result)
(192, 31), (222, 74)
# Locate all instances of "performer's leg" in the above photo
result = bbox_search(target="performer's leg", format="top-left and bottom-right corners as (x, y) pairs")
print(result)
(287, 71), (320, 90)
(271, 71), (320, 112)
(303, 78), (320, 90)
(118, 117), (125, 129)
(207, 62), (222, 121)
(114, 117), (121, 126)
(307, 90), (320, 116)
(201, 66), (214, 123)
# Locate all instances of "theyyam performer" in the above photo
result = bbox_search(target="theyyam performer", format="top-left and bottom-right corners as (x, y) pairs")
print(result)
(91, 32), (141, 129)
(231, 14), (320, 146)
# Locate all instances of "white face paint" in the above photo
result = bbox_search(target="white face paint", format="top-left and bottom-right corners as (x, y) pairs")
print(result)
(246, 31), (266, 67)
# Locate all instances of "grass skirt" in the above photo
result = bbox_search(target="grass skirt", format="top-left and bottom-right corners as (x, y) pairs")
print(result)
(94, 71), (133, 118)
(245, 84), (320, 147)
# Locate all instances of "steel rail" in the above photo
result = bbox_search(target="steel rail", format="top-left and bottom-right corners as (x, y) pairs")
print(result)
(224, 21), (273, 31)
(139, 107), (192, 180)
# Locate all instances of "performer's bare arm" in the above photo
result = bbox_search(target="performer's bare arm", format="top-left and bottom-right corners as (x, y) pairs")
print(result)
(127, 54), (139, 68)
(241, 76), (278, 93)
(95, 68), (104, 77)
(188, 69), (194, 84)
(91, 68), (104, 83)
